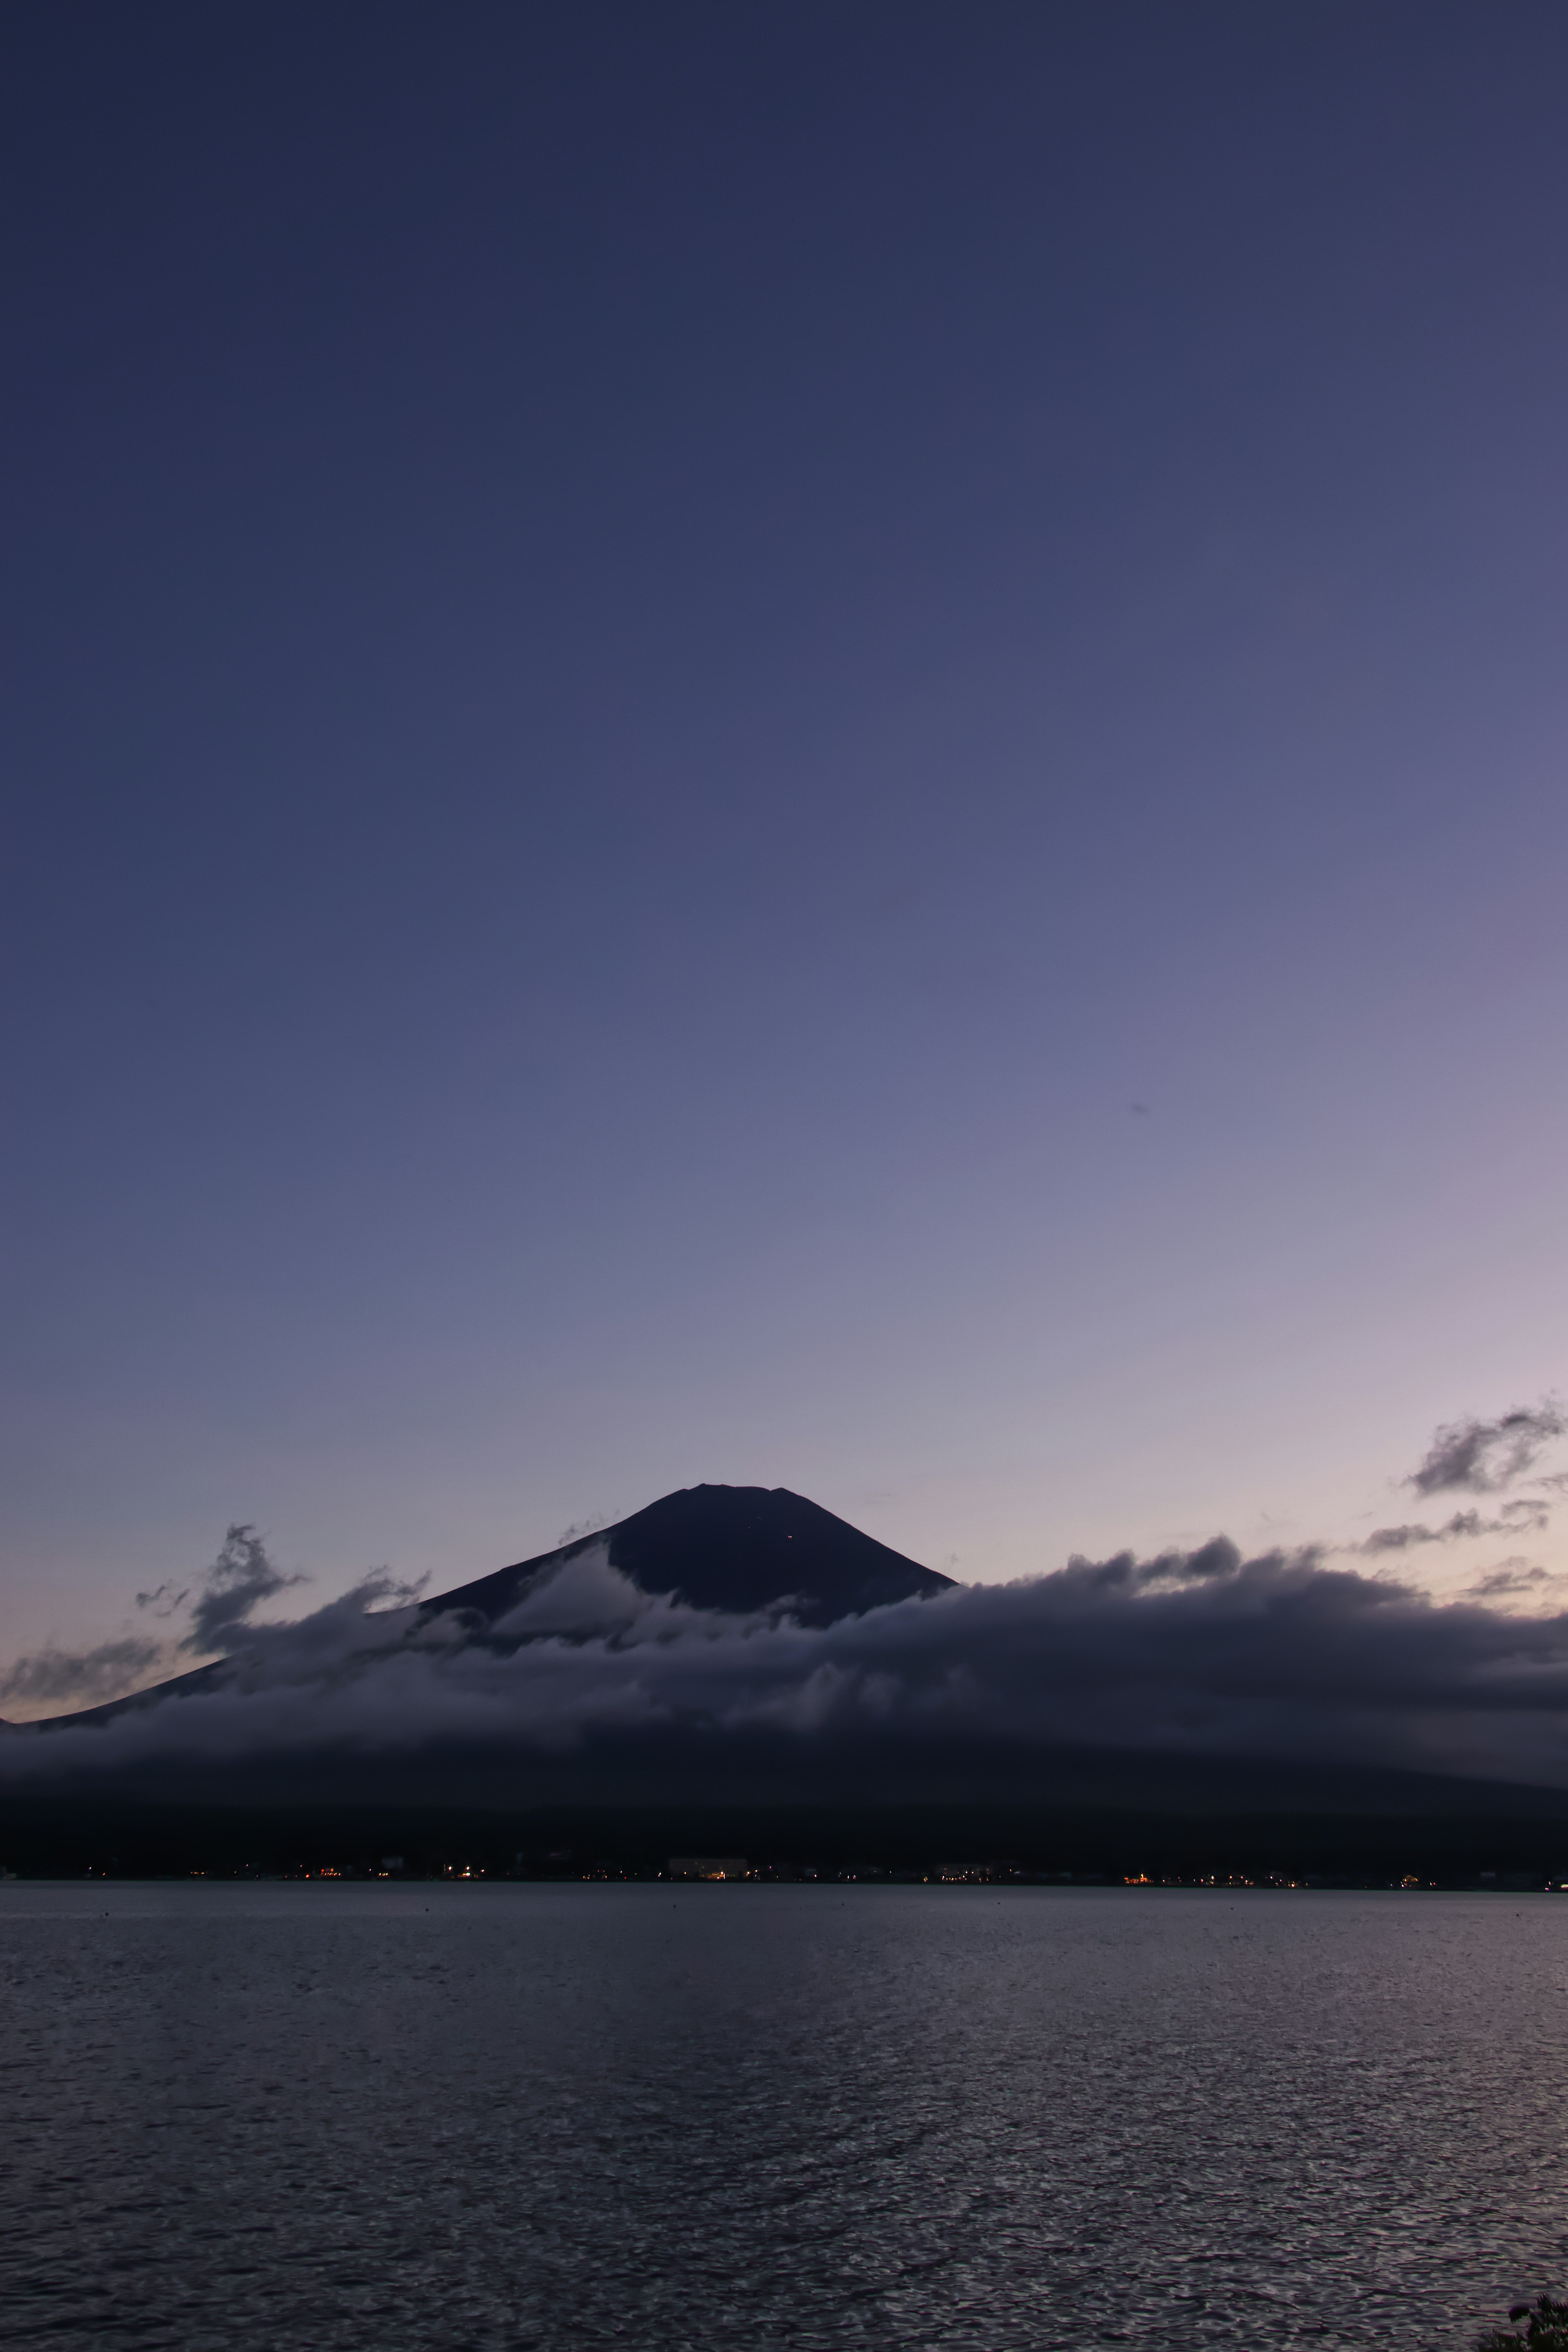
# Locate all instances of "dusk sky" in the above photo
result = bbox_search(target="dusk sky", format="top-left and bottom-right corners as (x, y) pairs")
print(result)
(5, 1), (1568, 1675)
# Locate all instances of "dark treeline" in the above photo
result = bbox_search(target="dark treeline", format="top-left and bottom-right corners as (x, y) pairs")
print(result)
(6, 1799), (1568, 1884)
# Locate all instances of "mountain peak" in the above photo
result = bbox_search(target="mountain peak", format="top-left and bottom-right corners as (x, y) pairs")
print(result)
(429, 1483), (954, 1628)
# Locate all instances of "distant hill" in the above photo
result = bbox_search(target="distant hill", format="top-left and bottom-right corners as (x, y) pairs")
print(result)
(430, 1483), (955, 1630)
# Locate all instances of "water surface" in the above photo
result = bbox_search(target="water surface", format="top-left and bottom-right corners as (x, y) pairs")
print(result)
(3, 1884), (1564, 2348)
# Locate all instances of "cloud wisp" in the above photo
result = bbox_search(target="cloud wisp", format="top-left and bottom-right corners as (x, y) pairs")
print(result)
(3, 1527), (313, 1718)
(0, 1635), (165, 1712)
(177, 1524), (309, 1655)
(1464, 1561), (1559, 1601)
(1406, 1403), (1566, 1497)
(1359, 1501), (1549, 1554)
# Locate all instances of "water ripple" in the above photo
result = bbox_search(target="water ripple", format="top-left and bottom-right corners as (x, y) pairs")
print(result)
(2, 1885), (1565, 2348)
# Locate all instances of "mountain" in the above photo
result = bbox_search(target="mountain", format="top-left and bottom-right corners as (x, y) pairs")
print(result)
(21, 1485), (954, 1731)
(430, 1484), (956, 1630)
(14, 1488), (1568, 1864)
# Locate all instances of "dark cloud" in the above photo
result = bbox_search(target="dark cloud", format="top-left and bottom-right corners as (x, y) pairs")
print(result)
(0, 1636), (165, 1709)
(180, 1525), (308, 1655)
(11, 1535), (1568, 1804)
(1465, 1562), (1556, 1600)
(1408, 1403), (1566, 1497)
(11, 1402), (1568, 1801)
(1361, 1501), (1549, 1553)
(0, 1530), (405, 1723)
(554, 1511), (616, 1547)
(134, 1580), (189, 1617)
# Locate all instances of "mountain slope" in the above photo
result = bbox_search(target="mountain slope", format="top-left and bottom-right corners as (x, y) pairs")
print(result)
(22, 1485), (953, 1730)
(430, 1484), (954, 1629)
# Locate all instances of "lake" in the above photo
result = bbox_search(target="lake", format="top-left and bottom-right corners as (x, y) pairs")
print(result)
(2, 1884), (1564, 2348)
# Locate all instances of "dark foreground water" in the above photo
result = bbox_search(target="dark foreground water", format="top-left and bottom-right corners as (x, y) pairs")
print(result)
(2, 1885), (1566, 2350)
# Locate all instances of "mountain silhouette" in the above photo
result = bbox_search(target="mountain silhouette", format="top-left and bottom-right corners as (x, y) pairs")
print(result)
(430, 1484), (954, 1629)
(24, 1485), (953, 1730)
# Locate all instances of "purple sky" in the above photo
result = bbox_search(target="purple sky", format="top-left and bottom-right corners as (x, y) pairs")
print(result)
(4, 1), (1567, 1682)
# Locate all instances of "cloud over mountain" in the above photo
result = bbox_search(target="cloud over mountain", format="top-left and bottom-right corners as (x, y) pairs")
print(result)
(8, 1527), (1568, 1806)
(7, 1407), (1568, 1810)
(0, 1635), (165, 1711)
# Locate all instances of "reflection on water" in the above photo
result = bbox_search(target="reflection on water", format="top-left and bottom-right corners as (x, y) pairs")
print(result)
(2, 1883), (1565, 2348)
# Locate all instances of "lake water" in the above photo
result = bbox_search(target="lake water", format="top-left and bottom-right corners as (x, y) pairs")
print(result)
(2, 1884), (1565, 2349)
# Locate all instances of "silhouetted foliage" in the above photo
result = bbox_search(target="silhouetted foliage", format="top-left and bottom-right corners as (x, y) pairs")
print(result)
(1478, 2295), (1568, 2351)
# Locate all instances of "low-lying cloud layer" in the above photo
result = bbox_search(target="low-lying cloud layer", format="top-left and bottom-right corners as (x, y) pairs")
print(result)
(7, 1528), (1568, 1805)
(6, 1401), (1567, 1809)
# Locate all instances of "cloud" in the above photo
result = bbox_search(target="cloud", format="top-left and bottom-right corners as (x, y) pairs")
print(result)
(11, 1397), (1568, 1801)
(179, 1525), (309, 1655)
(135, 1581), (189, 1618)
(1464, 1561), (1557, 1600)
(0, 1528), (315, 1719)
(13, 1533), (1568, 1805)
(1361, 1501), (1549, 1553)
(0, 1636), (165, 1710)
(1407, 1403), (1566, 1497)
(554, 1511), (616, 1547)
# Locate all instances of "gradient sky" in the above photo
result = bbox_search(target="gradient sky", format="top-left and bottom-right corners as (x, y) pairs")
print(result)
(5, 0), (1568, 1671)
